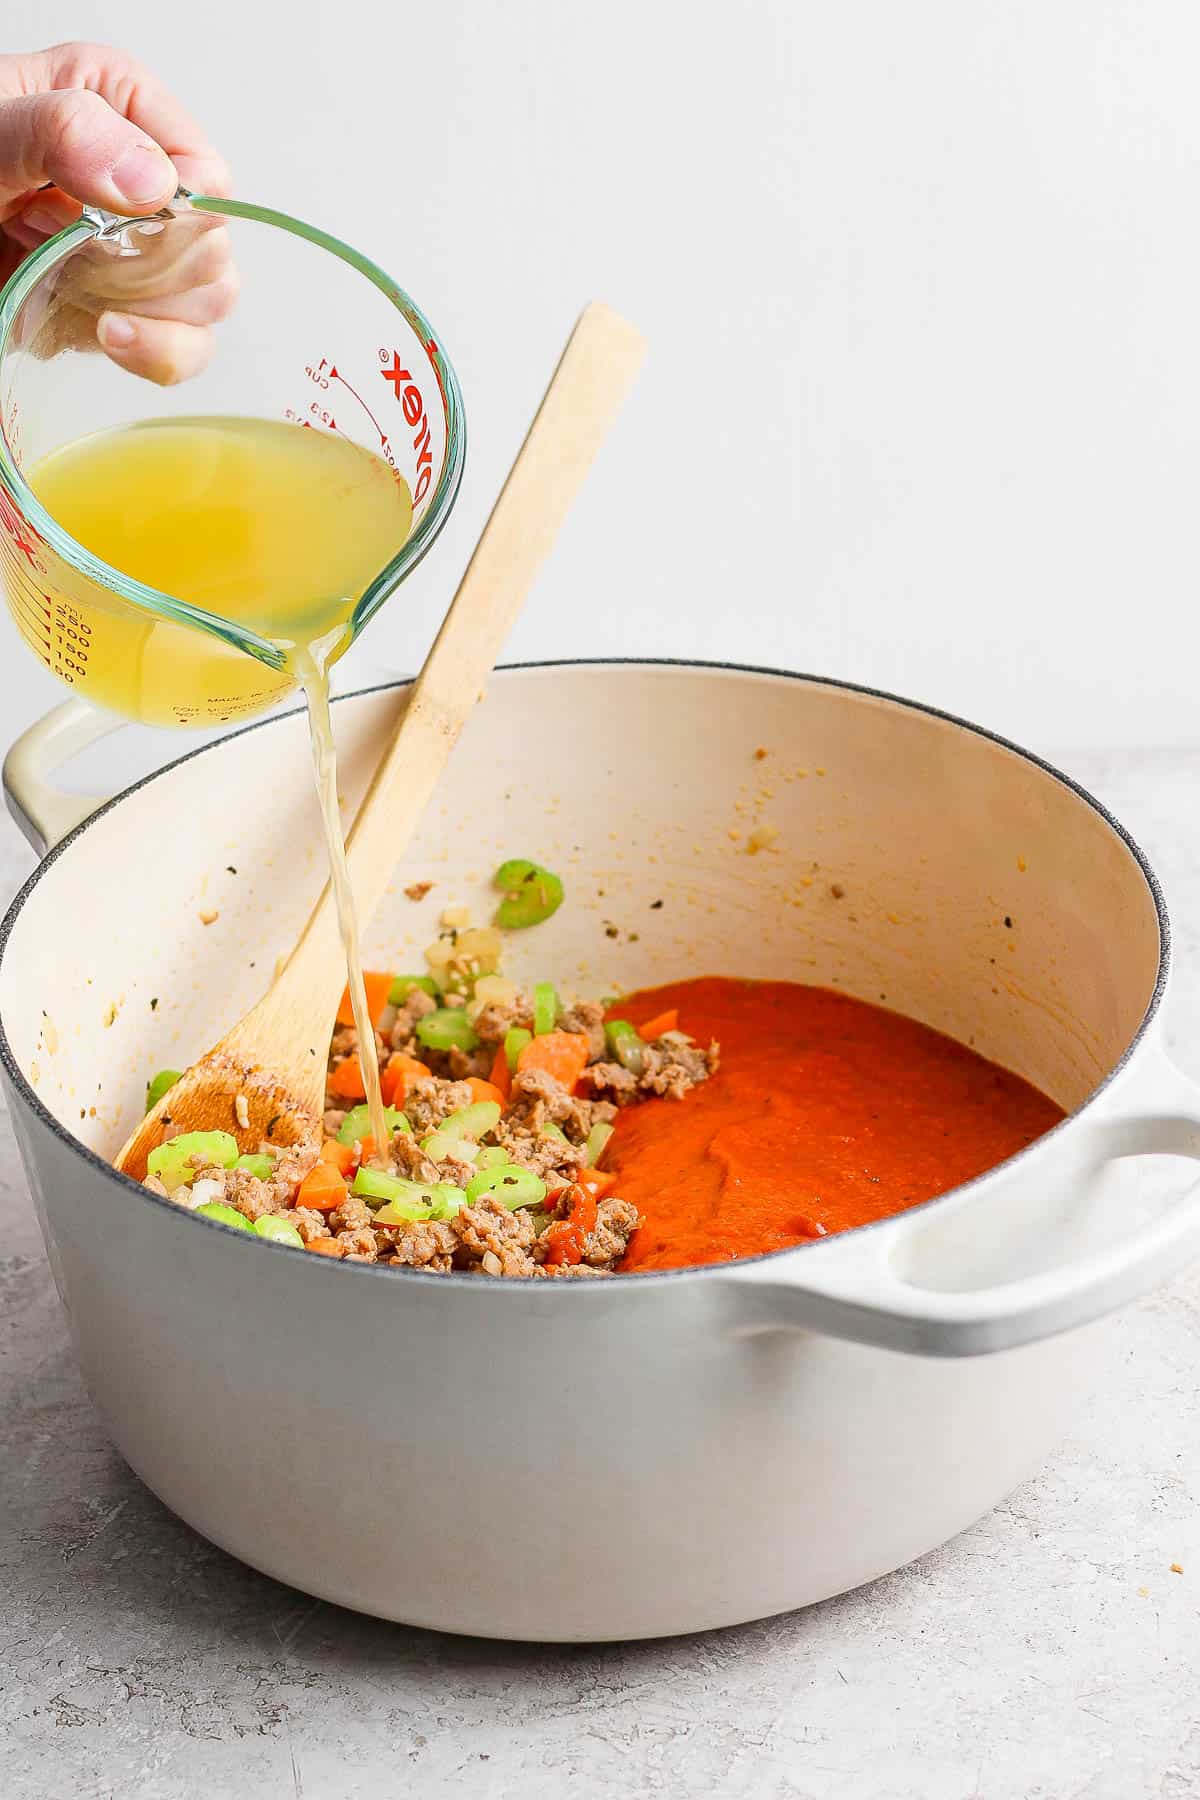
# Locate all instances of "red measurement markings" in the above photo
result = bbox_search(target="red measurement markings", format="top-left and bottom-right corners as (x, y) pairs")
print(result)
(329, 366), (388, 446)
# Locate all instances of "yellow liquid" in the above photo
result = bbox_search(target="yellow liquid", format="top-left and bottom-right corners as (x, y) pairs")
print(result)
(26, 415), (413, 726)
(26, 415), (415, 1154)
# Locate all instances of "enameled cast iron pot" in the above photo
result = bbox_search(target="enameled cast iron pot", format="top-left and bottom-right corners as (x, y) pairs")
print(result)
(3, 662), (1199, 1642)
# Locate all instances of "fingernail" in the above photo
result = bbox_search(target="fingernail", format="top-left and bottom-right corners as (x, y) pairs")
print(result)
(97, 312), (137, 349)
(21, 206), (65, 239)
(111, 143), (174, 206)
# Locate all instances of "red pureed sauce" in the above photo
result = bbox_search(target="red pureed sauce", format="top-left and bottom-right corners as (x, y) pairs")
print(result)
(609, 977), (1064, 1273)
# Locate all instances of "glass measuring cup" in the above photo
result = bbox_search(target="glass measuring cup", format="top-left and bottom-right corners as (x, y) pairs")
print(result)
(0, 193), (465, 726)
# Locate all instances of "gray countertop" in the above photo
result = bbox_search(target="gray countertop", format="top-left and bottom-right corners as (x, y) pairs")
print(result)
(1, 744), (1197, 1800)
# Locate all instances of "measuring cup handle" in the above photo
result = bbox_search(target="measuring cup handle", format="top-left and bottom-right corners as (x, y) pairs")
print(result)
(3, 700), (120, 856)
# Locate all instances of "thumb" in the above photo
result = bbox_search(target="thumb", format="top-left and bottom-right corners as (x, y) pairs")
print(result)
(0, 88), (177, 216)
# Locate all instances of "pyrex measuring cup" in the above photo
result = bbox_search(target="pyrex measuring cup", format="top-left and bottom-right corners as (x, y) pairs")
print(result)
(0, 193), (465, 726)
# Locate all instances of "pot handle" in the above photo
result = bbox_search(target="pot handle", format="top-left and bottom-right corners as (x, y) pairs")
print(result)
(717, 1054), (1200, 1358)
(3, 699), (119, 856)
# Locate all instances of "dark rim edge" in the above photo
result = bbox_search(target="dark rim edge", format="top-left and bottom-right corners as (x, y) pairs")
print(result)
(0, 658), (1171, 1294)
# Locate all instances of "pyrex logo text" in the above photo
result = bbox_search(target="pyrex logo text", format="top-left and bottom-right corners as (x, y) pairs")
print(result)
(380, 352), (434, 504)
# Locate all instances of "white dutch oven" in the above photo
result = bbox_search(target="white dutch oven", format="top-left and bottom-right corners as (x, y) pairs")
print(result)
(3, 662), (1199, 1643)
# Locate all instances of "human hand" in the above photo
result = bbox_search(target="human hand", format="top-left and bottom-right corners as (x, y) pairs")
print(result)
(0, 41), (234, 383)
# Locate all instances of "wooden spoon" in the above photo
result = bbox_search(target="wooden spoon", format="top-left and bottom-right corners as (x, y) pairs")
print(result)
(115, 301), (648, 1181)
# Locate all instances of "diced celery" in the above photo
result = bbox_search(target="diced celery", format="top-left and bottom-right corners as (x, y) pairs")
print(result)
(440, 1101), (501, 1141)
(584, 1120), (614, 1166)
(388, 974), (440, 1006)
(421, 1130), (480, 1165)
(605, 1019), (646, 1076)
(147, 1130), (239, 1192)
(493, 859), (564, 930)
(504, 1026), (532, 1072)
(337, 1104), (411, 1146)
(416, 1008), (480, 1052)
(465, 1163), (547, 1209)
(353, 1167), (462, 1222)
(194, 1200), (252, 1232)
(541, 1121), (568, 1144)
(372, 1196), (434, 1223)
(235, 1153), (274, 1180)
(476, 1144), (510, 1169)
(533, 982), (558, 1036)
(253, 1215), (304, 1247)
(145, 1068), (182, 1113)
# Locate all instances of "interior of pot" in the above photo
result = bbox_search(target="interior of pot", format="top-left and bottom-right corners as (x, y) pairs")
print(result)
(0, 664), (1164, 1166)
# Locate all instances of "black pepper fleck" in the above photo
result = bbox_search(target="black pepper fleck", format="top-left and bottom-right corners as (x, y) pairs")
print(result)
(650, 899), (664, 910)
(149, 997), (158, 1011)
(1004, 916), (1013, 929)
(605, 925), (619, 939)
(226, 865), (237, 875)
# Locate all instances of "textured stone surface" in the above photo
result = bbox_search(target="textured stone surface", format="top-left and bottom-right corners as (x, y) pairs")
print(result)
(1, 745), (1197, 1800)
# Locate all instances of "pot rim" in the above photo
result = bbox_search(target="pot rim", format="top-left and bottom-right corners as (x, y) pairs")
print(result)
(0, 658), (1171, 1292)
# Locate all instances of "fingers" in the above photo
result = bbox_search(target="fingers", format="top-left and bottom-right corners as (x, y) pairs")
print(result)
(0, 44), (233, 386)
(96, 312), (215, 386)
(1, 184), (81, 249)
(117, 266), (239, 327)
(0, 89), (177, 217)
(38, 42), (231, 196)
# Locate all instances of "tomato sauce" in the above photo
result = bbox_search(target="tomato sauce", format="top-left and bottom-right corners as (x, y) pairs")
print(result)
(610, 977), (1064, 1272)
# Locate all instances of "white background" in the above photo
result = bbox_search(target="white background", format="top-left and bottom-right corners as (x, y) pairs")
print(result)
(4, 0), (1199, 764)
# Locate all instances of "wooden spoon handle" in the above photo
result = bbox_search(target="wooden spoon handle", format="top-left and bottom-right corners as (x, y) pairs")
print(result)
(227, 301), (647, 1059)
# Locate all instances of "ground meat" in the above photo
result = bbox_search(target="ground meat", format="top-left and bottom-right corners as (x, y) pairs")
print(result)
(638, 1035), (720, 1099)
(451, 1197), (539, 1276)
(505, 1067), (606, 1142)
(283, 1206), (331, 1244)
(388, 987), (438, 1052)
(216, 1166), (278, 1222)
(403, 1077), (474, 1135)
(330, 1193), (375, 1234)
(430, 1148), (478, 1190)
(389, 1131), (441, 1185)
(324, 1107), (346, 1135)
(535, 1261), (612, 1279)
(493, 1123), (584, 1183)
(336, 1225), (379, 1261)
(330, 1026), (357, 1057)
(471, 999), (534, 1046)
(267, 1141), (321, 1206)
(558, 998), (606, 1060)
(583, 1196), (640, 1266)
(446, 1043), (495, 1081)
(577, 1060), (639, 1105)
(387, 1218), (458, 1269)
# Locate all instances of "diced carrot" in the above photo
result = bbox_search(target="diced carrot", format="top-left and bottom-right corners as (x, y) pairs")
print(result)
(319, 1139), (356, 1176)
(336, 971), (393, 1030)
(488, 1045), (512, 1101)
(356, 1135), (376, 1165)
(467, 1077), (506, 1109)
(638, 1007), (678, 1040)
(576, 1167), (615, 1199)
(328, 1056), (366, 1102)
(296, 1161), (349, 1213)
(380, 1051), (429, 1106)
(516, 1030), (591, 1092)
(306, 1237), (346, 1257)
